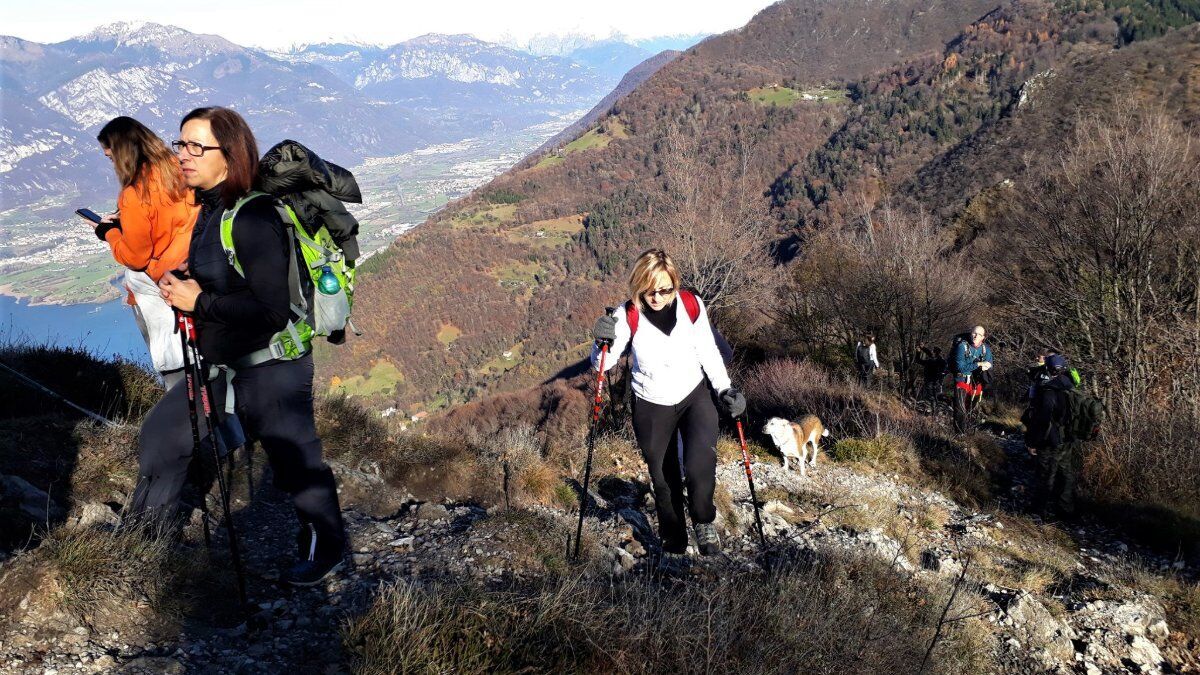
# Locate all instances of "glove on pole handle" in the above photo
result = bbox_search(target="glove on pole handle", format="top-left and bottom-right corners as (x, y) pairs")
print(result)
(572, 307), (616, 562)
(178, 311), (249, 611)
(736, 418), (769, 555)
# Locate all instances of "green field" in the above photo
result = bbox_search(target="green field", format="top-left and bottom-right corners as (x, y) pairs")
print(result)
(503, 214), (585, 248)
(437, 322), (463, 347)
(330, 359), (406, 397)
(479, 342), (524, 375)
(490, 261), (543, 286)
(749, 85), (850, 106)
(454, 203), (519, 227)
(534, 119), (629, 169)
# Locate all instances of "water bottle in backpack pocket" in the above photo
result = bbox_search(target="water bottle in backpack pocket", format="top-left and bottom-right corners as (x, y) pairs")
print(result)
(314, 265), (351, 335)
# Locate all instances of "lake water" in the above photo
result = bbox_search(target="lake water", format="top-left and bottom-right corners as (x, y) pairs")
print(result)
(0, 294), (150, 366)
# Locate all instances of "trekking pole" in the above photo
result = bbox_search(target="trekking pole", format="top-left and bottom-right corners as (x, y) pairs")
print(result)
(177, 319), (213, 548)
(734, 418), (769, 558)
(176, 311), (249, 610)
(571, 307), (615, 562)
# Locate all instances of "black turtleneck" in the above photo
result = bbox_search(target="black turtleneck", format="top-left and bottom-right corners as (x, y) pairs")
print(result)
(188, 184), (292, 365)
(642, 299), (678, 335)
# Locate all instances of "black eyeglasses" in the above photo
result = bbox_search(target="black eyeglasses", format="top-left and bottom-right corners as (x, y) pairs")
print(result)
(171, 140), (222, 157)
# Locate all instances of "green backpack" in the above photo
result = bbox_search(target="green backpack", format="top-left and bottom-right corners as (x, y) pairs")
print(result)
(1060, 387), (1103, 442)
(220, 191), (356, 367)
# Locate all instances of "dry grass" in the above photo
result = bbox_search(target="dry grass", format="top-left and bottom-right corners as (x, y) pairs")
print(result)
(829, 434), (915, 472)
(344, 548), (985, 675)
(468, 508), (595, 576)
(972, 515), (1077, 594)
(10, 521), (209, 635)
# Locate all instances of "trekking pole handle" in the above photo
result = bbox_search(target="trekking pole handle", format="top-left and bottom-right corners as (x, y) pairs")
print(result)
(175, 310), (197, 342)
(735, 419), (754, 478)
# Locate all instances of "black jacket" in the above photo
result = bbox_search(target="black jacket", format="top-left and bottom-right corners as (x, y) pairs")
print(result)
(258, 139), (362, 263)
(190, 186), (291, 366)
(1024, 373), (1074, 450)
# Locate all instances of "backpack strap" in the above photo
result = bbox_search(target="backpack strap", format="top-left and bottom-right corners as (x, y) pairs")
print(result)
(625, 290), (702, 339)
(218, 191), (312, 367)
(679, 289), (700, 323)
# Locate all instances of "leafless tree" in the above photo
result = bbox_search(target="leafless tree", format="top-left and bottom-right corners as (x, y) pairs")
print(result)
(1002, 105), (1200, 429)
(779, 203), (979, 390)
(654, 112), (780, 316)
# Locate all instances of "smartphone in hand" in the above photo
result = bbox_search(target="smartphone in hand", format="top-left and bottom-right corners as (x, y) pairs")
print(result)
(75, 208), (104, 224)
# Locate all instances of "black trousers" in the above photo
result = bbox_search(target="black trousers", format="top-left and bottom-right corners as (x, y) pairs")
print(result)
(631, 381), (719, 553)
(130, 354), (346, 559)
(1032, 441), (1081, 516)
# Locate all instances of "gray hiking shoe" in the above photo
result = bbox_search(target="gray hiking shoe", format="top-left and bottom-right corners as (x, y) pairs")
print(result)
(695, 523), (720, 556)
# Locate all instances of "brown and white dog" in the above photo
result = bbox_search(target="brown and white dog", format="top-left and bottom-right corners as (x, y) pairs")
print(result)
(763, 415), (829, 476)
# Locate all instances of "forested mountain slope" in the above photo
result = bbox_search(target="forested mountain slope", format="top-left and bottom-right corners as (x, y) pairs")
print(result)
(328, 0), (1200, 414)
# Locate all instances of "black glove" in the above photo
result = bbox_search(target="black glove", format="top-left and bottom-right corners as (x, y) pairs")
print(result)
(719, 388), (746, 418)
(94, 221), (121, 241)
(592, 314), (617, 344)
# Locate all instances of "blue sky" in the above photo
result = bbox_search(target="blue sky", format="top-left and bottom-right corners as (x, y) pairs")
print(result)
(2, 0), (779, 49)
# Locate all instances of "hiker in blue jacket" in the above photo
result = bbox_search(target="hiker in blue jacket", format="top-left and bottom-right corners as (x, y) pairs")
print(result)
(952, 326), (993, 433)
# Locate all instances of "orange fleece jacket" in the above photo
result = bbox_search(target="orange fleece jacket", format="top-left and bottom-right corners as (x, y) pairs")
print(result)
(103, 167), (199, 283)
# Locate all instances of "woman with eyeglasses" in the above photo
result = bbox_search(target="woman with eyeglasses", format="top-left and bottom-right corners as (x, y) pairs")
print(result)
(137, 106), (346, 586)
(590, 249), (745, 557)
(85, 117), (199, 388)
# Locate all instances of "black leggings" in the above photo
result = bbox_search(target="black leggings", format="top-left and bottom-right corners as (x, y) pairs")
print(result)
(130, 354), (345, 558)
(631, 381), (719, 553)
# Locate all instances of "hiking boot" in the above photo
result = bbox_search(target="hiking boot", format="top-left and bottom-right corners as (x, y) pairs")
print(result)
(694, 523), (720, 556)
(283, 554), (344, 587)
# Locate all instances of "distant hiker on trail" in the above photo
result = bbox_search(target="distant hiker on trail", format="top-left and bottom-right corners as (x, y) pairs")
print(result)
(590, 249), (744, 557)
(855, 334), (880, 386)
(1027, 348), (1082, 400)
(1023, 353), (1103, 517)
(952, 325), (993, 433)
(139, 106), (347, 586)
(84, 116), (199, 390)
(917, 345), (945, 402)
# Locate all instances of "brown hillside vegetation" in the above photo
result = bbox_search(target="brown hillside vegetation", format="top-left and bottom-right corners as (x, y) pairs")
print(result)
(323, 0), (1002, 411)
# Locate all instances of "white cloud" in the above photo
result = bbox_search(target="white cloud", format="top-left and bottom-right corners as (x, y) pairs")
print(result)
(3, 0), (778, 50)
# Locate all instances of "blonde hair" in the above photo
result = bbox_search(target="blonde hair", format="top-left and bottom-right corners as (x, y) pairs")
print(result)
(628, 248), (681, 311)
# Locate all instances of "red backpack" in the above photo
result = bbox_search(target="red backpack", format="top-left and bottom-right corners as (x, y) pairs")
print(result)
(624, 289), (700, 336)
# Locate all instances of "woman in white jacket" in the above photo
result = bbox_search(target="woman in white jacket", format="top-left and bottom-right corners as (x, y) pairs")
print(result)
(591, 249), (745, 556)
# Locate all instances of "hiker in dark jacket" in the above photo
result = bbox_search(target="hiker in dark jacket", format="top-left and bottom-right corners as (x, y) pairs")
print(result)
(1024, 354), (1080, 516)
(917, 345), (945, 402)
(145, 107), (347, 587)
(952, 326), (993, 433)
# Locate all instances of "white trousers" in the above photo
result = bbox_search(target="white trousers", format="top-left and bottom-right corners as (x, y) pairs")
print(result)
(124, 269), (183, 374)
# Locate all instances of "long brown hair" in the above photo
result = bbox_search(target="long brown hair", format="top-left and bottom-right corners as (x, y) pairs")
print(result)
(180, 107), (259, 207)
(97, 116), (186, 203)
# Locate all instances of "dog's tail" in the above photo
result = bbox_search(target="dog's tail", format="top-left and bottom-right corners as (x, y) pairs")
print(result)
(822, 428), (830, 437)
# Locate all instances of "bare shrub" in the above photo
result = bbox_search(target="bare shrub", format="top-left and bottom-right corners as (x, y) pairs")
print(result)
(1000, 104), (1200, 549)
(344, 548), (983, 675)
(655, 113), (781, 316)
(1003, 105), (1200, 425)
(741, 358), (924, 438)
(778, 205), (980, 390)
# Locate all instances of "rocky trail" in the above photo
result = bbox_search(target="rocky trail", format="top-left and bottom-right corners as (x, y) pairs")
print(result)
(1, 412), (1197, 674)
